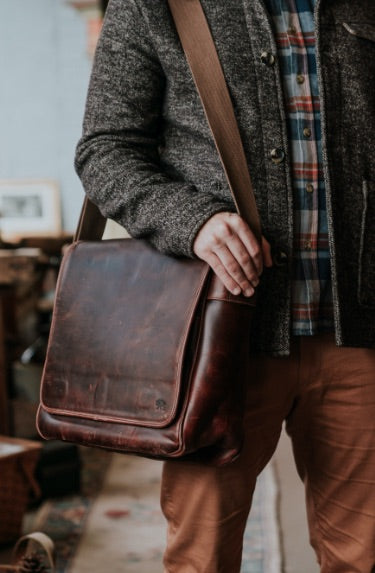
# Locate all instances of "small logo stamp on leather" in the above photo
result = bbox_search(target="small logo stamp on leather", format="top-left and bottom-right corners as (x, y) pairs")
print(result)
(156, 399), (167, 411)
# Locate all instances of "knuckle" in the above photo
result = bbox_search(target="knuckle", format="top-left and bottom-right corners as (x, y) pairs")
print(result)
(211, 234), (224, 249)
(230, 213), (246, 230)
(238, 252), (251, 266)
(217, 222), (232, 240)
(210, 226), (232, 247)
(236, 218), (247, 232)
(210, 259), (222, 272)
(252, 250), (262, 266)
(252, 244), (262, 257)
(227, 261), (239, 275)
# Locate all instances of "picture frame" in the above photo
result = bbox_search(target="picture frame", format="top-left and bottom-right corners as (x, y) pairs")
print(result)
(0, 179), (62, 241)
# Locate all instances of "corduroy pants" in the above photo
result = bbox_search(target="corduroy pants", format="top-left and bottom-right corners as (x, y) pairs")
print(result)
(161, 334), (375, 573)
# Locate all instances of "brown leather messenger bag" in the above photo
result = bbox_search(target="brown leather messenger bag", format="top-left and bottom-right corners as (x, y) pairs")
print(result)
(36, 0), (262, 466)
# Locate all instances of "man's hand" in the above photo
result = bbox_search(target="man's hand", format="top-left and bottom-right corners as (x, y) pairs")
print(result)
(193, 212), (273, 297)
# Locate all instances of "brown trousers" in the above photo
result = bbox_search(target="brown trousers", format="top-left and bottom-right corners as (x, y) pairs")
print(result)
(161, 334), (375, 573)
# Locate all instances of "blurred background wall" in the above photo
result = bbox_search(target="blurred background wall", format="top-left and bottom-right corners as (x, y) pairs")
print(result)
(0, 0), (103, 234)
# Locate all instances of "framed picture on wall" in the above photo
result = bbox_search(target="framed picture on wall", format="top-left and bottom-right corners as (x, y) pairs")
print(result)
(0, 179), (62, 241)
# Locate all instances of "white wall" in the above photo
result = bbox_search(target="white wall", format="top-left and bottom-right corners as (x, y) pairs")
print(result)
(0, 0), (94, 233)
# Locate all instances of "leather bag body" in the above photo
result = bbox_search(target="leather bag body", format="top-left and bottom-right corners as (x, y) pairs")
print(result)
(36, 0), (262, 466)
(37, 239), (255, 465)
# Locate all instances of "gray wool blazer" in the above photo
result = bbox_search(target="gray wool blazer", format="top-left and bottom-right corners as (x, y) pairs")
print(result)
(75, 0), (375, 355)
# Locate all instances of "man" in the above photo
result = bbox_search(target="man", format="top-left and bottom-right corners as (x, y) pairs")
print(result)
(75, 0), (375, 570)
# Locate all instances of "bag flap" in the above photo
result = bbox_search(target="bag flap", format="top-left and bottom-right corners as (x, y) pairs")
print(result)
(40, 239), (209, 428)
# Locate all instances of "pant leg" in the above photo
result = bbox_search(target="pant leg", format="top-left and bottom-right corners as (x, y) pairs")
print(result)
(161, 352), (298, 573)
(286, 334), (375, 573)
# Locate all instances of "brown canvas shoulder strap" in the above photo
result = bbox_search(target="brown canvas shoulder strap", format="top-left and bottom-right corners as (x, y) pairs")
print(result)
(75, 0), (261, 242)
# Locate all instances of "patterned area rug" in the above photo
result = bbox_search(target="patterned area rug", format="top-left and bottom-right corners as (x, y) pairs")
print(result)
(31, 447), (111, 572)
(33, 449), (281, 572)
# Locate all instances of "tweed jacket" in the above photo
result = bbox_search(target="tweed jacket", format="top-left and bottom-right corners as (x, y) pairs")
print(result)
(75, 0), (375, 355)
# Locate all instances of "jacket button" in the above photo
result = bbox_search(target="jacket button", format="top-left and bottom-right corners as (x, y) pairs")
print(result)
(273, 249), (289, 266)
(270, 148), (285, 164)
(260, 51), (275, 66)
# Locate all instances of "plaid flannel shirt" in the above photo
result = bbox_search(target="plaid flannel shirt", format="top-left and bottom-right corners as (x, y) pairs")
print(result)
(265, 0), (334, 335)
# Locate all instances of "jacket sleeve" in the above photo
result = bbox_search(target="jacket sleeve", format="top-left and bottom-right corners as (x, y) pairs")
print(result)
(74, 0), (231, 257)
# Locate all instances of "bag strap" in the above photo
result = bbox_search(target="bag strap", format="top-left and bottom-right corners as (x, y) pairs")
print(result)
(167, 0), (261, 242)
(75, 0), (261, 243)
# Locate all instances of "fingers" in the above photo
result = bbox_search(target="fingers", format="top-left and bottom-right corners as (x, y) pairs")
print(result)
(193, 211), (272, 297)
(213, 245), (256, 297)
(209, 252), (249, 296)
(233, 218), (263, 276)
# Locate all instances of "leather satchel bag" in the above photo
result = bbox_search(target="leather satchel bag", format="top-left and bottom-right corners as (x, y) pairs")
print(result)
(36, 0), (262, 466)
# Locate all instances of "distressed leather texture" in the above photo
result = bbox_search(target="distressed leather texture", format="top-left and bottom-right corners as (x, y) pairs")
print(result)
(37, 239), (255, 465)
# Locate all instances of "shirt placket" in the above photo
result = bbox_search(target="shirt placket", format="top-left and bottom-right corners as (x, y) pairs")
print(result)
(292, 18), (320, 329)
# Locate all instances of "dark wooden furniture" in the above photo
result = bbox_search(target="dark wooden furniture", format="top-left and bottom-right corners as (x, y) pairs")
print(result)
(0, 236), (72, 436)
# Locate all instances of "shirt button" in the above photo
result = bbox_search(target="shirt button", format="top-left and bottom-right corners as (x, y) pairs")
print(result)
(296, 73), (305, 85)
(304, 240), (312, 250)
(260, 51), (275, 66)
(270, 148), (285, 165)
(303, 127), (312, 138)
(288, 25), (297, 35)
(306, 183), (314, 193)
